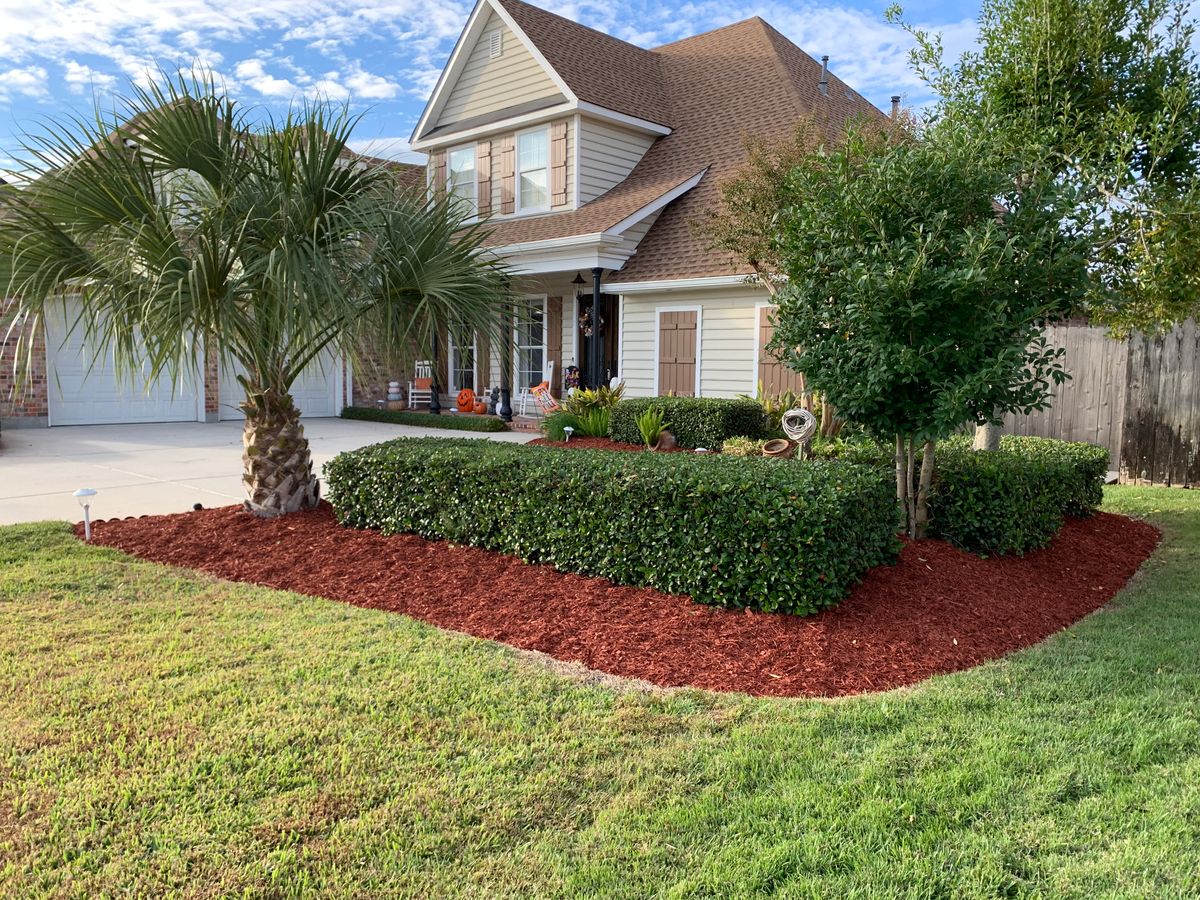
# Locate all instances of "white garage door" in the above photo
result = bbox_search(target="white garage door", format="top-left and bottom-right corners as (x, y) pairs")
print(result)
(218, 352), (343, 420)
(46, 302), (201, 427)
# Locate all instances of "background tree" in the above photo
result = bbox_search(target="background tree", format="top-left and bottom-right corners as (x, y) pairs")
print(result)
(769, 126), (1092, 537)
(0, 76), (511, 516)
(892, 0), (1200, 335)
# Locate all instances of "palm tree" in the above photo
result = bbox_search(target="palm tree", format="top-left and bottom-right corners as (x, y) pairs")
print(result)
(0, 75), (510, 516)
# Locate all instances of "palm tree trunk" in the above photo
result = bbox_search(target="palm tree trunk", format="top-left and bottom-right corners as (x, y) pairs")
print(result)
(240, 389), (319, 517)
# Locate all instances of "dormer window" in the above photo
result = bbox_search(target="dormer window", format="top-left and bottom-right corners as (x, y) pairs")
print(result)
(517, 128), (549, 213)
(448, 145), (477, 213)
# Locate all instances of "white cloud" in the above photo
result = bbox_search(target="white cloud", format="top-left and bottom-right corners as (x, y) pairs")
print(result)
(62, 61), (118, 94)
(234, 59), (298, 98)
(0, 66), (50, 101)
(347, 136), (425, 163)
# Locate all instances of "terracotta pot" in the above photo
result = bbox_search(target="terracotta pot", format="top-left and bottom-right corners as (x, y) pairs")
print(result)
(386, 400), (405, 411)
(762, 438), (796, 459)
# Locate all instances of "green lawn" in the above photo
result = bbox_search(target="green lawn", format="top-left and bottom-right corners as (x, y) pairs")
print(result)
(2, 487), (1198, 898)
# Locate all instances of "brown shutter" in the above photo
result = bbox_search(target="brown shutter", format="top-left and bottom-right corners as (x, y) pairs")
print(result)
(476, 331), (491, 392)
(757, 306), (807, 396)
(431, 149), (446, 198)
(499, 135), (515, 214)
(546, 297), (563, 397)
(550, 121), (568, 207)
(658, 310), (698, 397)
(476, 141), (492, 216)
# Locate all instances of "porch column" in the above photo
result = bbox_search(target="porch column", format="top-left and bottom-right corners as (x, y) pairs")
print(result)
(589, 267), (604, 388)
(498, 301), (513, 421)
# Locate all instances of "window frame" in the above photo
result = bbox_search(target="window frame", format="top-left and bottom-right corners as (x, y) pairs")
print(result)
(447, 328), (478, 395)
(513, 295), (548, 392)
(447, 143), (477, 214)
(515, 126), (550, 214)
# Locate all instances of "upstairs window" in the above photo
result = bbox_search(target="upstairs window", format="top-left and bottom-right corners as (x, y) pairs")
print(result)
(517, 128), (549, 213)
(448, 145), (476, 213)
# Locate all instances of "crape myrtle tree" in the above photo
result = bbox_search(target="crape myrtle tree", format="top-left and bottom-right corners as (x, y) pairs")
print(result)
(892, 0), (1200, 335)
(769, 125), (1092, 537)
(0, 75), (511, 516)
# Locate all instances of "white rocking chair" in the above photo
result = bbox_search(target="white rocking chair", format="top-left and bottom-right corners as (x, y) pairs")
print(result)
(408, 360), (434, 410)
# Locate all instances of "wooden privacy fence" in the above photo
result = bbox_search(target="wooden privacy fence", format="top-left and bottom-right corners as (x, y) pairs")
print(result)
(1005, 319), (1199, 487)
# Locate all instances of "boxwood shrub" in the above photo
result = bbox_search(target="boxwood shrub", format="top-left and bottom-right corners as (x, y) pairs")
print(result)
(325, 438), (898, 615)
(929, 436), (1109, 554)
(610, 397), (768, 449)
(341, 406), (509, 432)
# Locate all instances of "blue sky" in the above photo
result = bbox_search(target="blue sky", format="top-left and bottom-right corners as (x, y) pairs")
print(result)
(0, 0), (981, 173)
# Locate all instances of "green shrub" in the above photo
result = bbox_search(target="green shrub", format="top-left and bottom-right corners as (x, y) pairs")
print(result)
(340, 406), (508, 432)
(635, 405), (669, 447)
(722, 436), (768, 457)
(563, 383), (625, 416)
(326, 439), (899, 615)
(576, 407), (611, 438)
(541, 411), (582, 441)
(929, 436), (1108, 554)
(810, 435), (892, 466)
(610, 397), (767, 449)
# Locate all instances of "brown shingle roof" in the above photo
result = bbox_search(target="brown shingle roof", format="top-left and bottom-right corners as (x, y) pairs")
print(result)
(480, 9), (888, 283)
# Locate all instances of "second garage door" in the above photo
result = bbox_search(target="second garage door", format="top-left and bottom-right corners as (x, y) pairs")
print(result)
(218, 353), (344, 420)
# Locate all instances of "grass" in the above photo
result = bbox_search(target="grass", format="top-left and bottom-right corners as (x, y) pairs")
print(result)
(340, 405), (509, 432)
(1, 486), (1199, 897)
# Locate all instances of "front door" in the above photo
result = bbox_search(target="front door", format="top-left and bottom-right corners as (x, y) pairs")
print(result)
(576, 293), (620, 387)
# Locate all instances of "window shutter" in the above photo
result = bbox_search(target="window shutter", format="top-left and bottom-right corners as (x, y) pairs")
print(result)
(431, 149), (447, 197)
(546, 298), (563, 396)
(476, 141), (492, 216)
(550, 121), (568, 207)
(499, 135), (515, 214)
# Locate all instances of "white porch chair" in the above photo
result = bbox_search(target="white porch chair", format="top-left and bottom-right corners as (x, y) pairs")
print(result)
(519, 360), (555, 416)
(408, 360), (434, 409)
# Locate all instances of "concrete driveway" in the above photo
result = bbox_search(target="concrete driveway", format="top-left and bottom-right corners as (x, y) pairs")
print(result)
(0, 417), (534, 525)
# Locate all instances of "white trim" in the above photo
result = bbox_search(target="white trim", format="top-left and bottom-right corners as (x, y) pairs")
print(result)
(652, 305), (702, 398)
(513, 294), (549, 391)
(448, 331), (480, 394)
(447, 142), (478, 214)
(617, 294), (625, 386)
(605, 169), (706, 235)
(611, 274), (756, 294)
(571, 113), (581, 210)
(575, 101), (671, 135)
(411, 102), (575, 152)
(345, 356), (353, 409)
(515, 125), (551, 214)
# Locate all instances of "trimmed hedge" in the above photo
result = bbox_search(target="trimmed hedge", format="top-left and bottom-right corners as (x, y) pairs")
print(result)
(610, 397), (768, 449)
(930, 436), (1109, 554)
(340, 406), (509, 432)
(325, 438), (898, 615)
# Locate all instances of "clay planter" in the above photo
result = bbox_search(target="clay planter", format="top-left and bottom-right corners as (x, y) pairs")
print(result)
(386, 400), (405, 411)
(762, 438), (796, 459)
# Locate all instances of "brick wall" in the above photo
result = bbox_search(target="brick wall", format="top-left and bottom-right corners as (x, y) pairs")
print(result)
(1, 305), (48, 420)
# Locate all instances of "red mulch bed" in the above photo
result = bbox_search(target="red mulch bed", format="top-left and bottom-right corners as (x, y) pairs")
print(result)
(78, 504), (1159, 698)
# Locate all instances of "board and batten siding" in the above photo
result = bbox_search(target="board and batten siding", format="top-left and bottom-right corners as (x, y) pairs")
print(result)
(436, 11), (561, 127)
(619, 286), (765, 398)
(577, 117), (655, 203)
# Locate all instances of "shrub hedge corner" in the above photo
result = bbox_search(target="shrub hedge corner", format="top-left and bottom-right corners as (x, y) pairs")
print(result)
(325, 438), (898, 615)
(610, 397), (768, 449)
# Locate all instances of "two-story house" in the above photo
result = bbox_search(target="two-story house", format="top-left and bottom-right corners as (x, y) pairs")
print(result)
(410, 0), (886, 407)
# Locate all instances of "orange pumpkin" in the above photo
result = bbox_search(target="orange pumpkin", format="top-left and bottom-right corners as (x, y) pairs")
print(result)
(456, 388), (476, 413)
(474, 400), (487, 415)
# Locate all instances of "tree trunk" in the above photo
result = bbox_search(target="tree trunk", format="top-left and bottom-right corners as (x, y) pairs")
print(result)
(241, 389), (319, 517)
(914, 439), (936, 539)
(895, 434), (910, 534)
(973, 420), (1002, 451)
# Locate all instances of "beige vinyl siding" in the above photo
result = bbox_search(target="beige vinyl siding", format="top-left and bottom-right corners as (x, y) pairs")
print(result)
(437, 11), (561, 127)
(488, 119), (573, 213)
(620, 286), (765, 398)
(577, 117), (655, 203)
